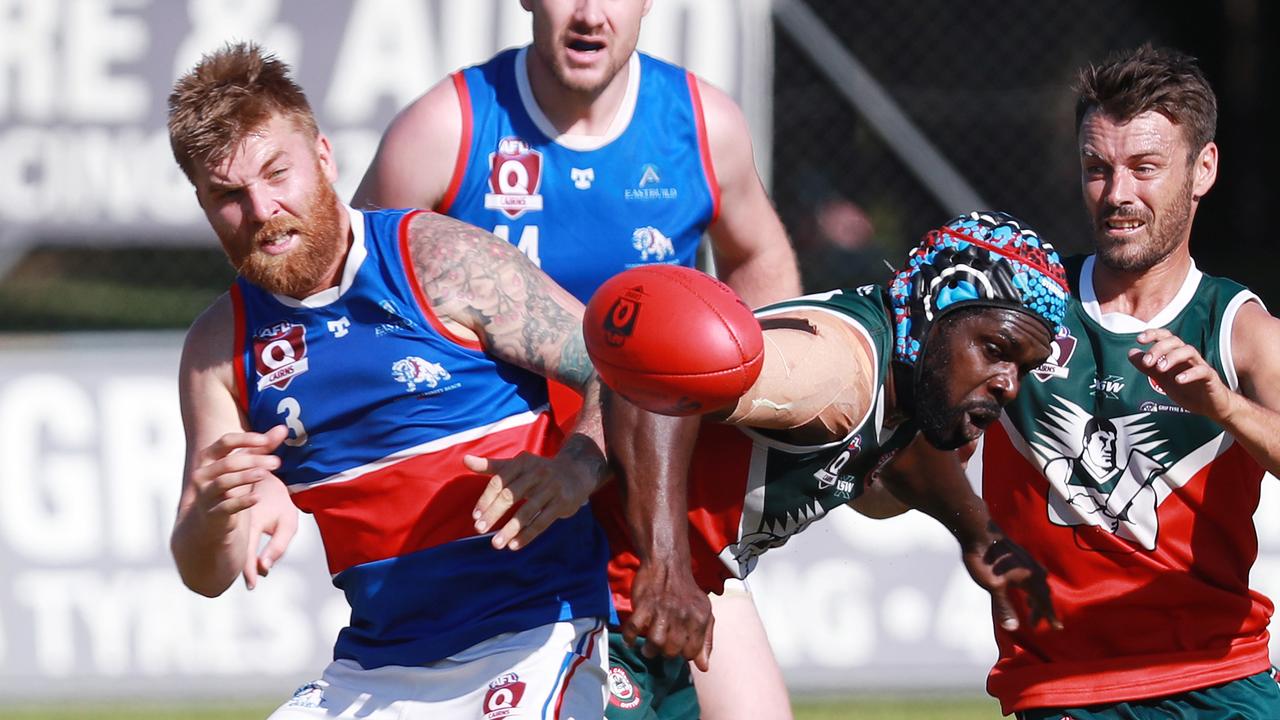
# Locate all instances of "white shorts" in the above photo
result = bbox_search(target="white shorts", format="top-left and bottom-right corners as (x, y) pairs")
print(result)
(268, 618), (607, 720)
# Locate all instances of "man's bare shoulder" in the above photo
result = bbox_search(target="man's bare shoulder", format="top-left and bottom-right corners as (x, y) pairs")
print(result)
(182, 292), (235, 372)
(352, 76), (463, 210)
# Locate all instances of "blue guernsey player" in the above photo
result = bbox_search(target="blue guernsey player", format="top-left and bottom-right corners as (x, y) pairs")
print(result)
(353, 2), (801, 718)
(168, 42), (615, 719)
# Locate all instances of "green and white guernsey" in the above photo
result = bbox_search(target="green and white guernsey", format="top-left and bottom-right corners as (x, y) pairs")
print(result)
(598, 287), (918, 617)
(972, 255), (1273, 714)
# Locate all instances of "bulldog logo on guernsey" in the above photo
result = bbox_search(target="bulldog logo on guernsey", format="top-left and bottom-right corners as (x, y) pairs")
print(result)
(254, 322), (309, 391)
(485, 136), (544, 218)
(392, 356), (451, 393)
(482, 673), (526, 719)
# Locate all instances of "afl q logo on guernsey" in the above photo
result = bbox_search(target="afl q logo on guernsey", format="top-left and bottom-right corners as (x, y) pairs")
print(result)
(255, 322), (310, 391)
(482, 673), (526, 720)
(485, 136), (544, 218)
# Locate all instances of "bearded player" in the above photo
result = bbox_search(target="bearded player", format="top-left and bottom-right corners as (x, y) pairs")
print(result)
(597, 211), (1071, 716)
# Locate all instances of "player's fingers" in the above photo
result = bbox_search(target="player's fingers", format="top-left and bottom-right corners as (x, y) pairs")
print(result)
(258, 509), (298, 574)
(621, 609), (649, 648)
(693, 612), (715, 672)
(242, 544), (261, 590)
(1136, 327), (1171, 345)
(504, 506), (557, 551)
(201, 468), (271, 509)
(209, 491), (259, 517)
(1157, 346), (1199, 371)
(990, 586), (1020, 631)
(1173, 364), (1214, 385)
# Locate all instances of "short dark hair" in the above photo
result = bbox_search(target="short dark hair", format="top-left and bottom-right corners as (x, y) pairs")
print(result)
(1083, 416), (1118, 440)
(168, 42), (318, 184)
(1074, 44), (1217, 160)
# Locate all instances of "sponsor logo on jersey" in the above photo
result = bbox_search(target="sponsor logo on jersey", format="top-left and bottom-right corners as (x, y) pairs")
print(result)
(391, 356), (452, 393)
(570, 167), (594, 189)
(814, 436), (862, 499)
(283, 681), (326, 709)
(254, 322), (309, 391)
(608, 666), (642, 710)
(1032, 328), (1076, 382)
(624, 163), (678, 201)
(601, 287), (644, 347)
(485, 136), (544, 218)
(375, 299), (416, 337)
(483, 673), (526, 719)
(327, 317), (350, 338)
(1031, 395), (1171, 551)
(1090, 374), (1126, 398)
(631, 226), (675, 262)
(1138, 400), (1189, 414)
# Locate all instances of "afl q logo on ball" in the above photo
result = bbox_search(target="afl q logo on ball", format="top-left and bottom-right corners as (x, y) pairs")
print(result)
(602, 287), (645, 347)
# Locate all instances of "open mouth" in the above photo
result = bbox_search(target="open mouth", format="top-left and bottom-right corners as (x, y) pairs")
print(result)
(259, 230), (298, 256)
(1102, 215), (1146, 235)
(567, 38), (605, 54)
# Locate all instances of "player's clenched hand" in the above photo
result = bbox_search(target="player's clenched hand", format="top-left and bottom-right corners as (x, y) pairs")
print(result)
(624, 559), (714, 672)
(1128, 328), (1235, 420)
(242, 473), (298, 590)
(190, 426), (289, 531)
(962, 521), (1061, 632)
(467, 434), (608, 550)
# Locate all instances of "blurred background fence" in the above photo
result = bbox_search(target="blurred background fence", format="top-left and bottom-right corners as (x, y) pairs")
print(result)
(1, 0), (1278, 706)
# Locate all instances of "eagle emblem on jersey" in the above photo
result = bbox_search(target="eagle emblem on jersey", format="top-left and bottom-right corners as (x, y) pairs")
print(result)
(631, 226), (675, 262)
(1030, 394), (1171, 550)
(254, 322), (309, 391)
(485, 136), (544, 218)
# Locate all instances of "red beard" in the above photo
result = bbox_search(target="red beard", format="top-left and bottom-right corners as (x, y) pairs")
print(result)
(231, 177), (345, 297)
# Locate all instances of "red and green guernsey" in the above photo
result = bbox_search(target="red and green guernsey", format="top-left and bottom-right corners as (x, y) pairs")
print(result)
(972, 254), (1273, 714)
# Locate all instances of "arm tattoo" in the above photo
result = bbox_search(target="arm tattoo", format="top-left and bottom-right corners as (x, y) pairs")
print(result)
(407, 213), (587, 387)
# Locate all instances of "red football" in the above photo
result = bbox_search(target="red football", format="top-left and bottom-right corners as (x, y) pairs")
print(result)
(583, 265), (764, 416)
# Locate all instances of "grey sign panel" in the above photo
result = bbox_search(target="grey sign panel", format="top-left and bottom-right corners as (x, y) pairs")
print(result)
(0, 0), (771, 251)
(5, 334), (1280, 700)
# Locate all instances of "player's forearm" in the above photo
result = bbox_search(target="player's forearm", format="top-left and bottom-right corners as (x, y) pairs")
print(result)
(719, 243), (802, 308)
(1216, 392), (1280, 477)
(559, 378), (610, 493)
(170, 506), (248, 597)
(605, 389), (700, 564)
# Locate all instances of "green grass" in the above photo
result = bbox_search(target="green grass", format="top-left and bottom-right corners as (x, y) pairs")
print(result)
(0, 696), (1003, 719)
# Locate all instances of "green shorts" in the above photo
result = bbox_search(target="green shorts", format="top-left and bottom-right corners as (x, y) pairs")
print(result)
(1016, 670), (1280, 719)
(605, 631), (700, 720)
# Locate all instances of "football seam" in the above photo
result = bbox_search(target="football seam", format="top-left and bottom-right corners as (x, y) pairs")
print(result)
(662, 269), (760, 375)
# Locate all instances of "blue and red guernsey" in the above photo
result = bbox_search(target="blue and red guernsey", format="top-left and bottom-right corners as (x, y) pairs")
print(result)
(230, 207), (611, 668)
(441, 46), (718, 303)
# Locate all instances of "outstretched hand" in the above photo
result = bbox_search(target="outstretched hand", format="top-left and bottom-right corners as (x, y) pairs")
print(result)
(962, 522), (1061, 632)
(623, 559), (714, 671)
(1128, 328), (1234, 420)
(467, 435), (607, 550)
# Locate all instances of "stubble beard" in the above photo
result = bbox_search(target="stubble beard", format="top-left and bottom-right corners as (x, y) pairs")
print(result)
(1093, 171), (1195, 273)
(230, 179), (345, 298)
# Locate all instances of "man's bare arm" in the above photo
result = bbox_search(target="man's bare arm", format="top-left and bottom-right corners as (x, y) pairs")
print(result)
(404, 212), (607, 548)
(698, 77), (801, 306)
